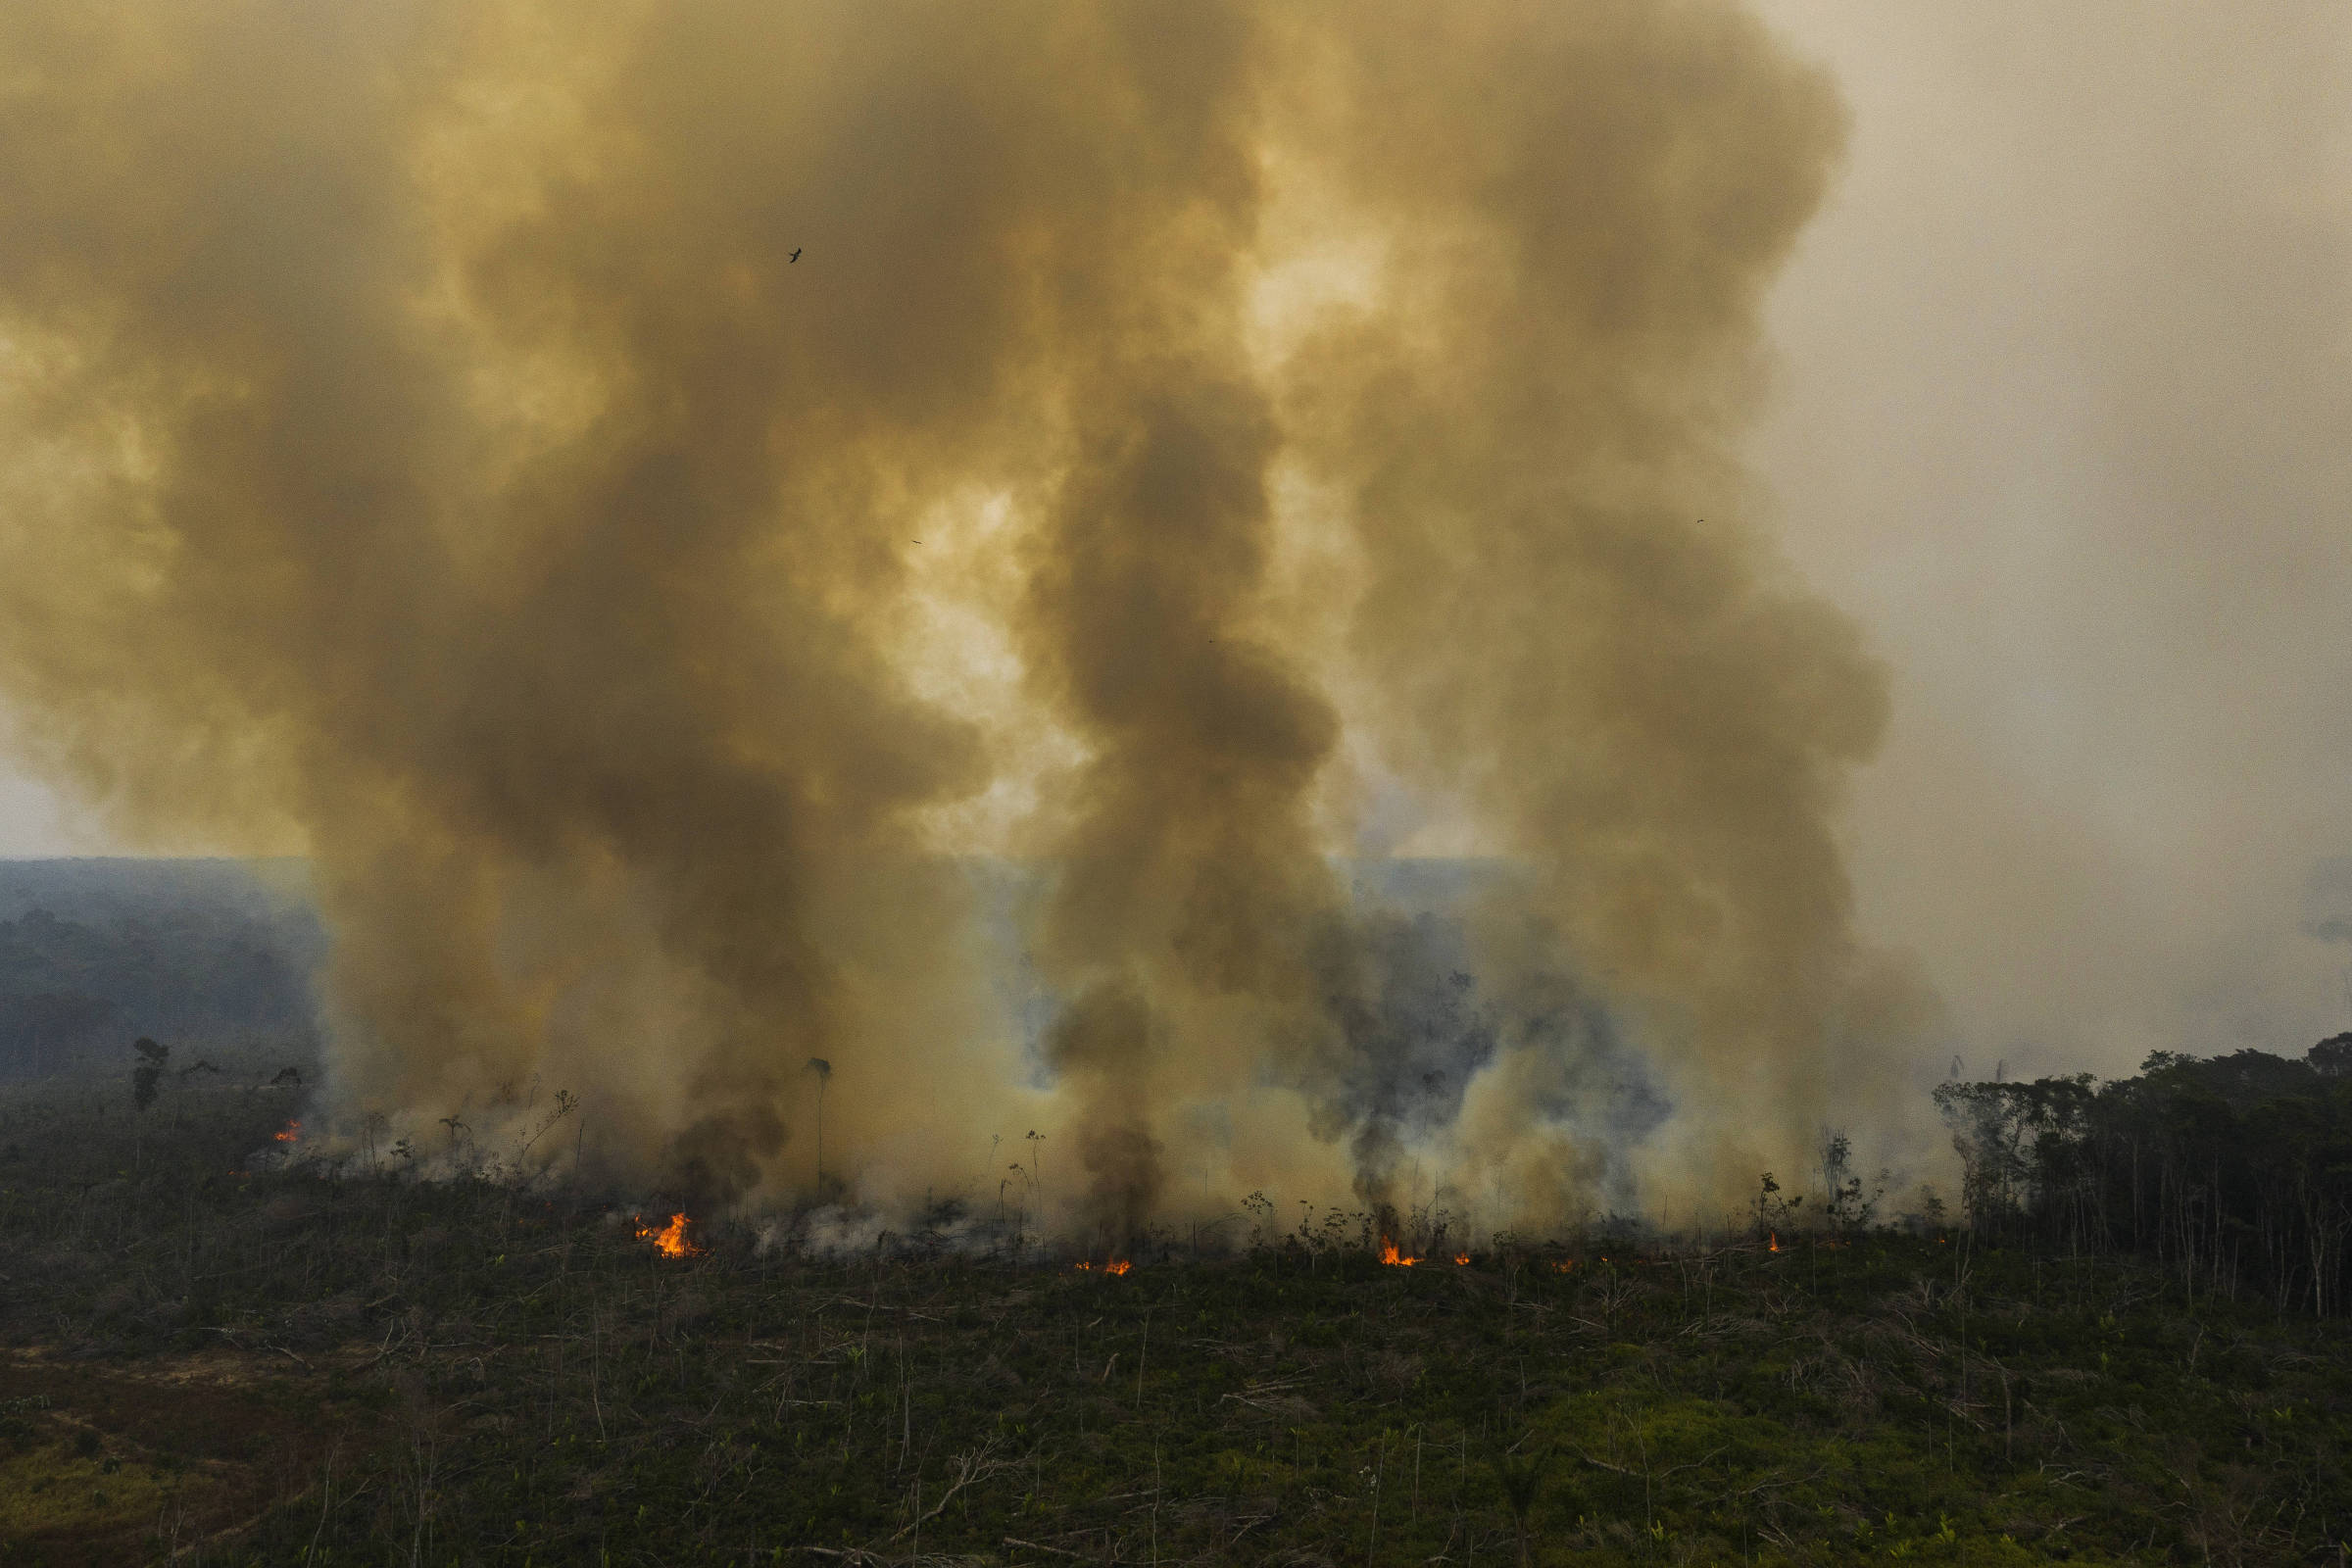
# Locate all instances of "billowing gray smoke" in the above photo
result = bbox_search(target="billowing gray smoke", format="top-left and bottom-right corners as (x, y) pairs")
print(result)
(0, 0), (1915, 1228)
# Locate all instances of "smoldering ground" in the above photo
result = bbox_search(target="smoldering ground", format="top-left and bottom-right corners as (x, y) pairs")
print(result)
(0, 0), (1927, 1233)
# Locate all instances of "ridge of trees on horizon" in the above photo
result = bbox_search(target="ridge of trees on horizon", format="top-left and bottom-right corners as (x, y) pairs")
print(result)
(0, 860), (320, 1079)
(1936, 1031), (2352, 1315)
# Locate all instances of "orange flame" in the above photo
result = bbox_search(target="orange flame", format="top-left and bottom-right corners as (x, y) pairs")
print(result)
(1453, 1252), (1471, 1266)
(272, 1120), (300, 1144)
(1379, 1238), (1420, 1267)
(634, 1212), (702, 1258)
(1073, 1259), (1133, 1275)
(1768, 1230), (1780, 1253)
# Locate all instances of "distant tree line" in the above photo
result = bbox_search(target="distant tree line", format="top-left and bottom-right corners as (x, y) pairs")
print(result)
(0, 904), (318, 1078)
(1937, 1034), (2352, 1314)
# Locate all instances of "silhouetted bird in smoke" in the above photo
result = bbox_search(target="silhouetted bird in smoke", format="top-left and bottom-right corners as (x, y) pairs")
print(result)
(789, 248), (802, 263)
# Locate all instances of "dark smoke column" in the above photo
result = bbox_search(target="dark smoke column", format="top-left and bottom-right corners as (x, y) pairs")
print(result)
(1274, 1), (1914, 1207)
(0, 0), (1909, 1222)
(1014, 7), (1351, 1242)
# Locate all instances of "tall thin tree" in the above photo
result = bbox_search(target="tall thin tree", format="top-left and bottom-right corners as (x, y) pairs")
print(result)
(806, 1057), (832, 1195)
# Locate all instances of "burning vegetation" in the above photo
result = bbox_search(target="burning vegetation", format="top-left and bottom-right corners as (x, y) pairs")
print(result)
(15, 1058), (2352, 1565)
(634, 1213), (702, 1259)
(1378, 1237), (1472, 1268)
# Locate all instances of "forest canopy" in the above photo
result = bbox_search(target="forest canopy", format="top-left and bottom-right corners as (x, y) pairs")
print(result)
(1936, 1034), (2352, 1314)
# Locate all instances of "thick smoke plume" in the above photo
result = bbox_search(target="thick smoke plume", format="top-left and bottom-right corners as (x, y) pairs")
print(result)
(0, 1), (1914, 1228)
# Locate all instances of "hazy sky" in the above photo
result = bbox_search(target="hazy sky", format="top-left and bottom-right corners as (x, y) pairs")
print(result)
(1749, 1), (2352, 1077)
(4, 0), (2348, 1086)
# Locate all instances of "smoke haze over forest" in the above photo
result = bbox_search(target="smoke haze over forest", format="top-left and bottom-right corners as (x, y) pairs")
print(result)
(1, 2), (2347, 1231)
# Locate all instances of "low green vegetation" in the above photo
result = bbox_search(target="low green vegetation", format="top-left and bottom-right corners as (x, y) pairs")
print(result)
(4, 1061), (2352, 1564)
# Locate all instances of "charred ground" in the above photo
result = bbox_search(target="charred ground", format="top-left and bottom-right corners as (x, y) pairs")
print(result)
(2, 1069), (2352, 1565)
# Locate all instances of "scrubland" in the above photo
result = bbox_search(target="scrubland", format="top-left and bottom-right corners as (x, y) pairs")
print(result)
(1, 1072), (2348, 1566)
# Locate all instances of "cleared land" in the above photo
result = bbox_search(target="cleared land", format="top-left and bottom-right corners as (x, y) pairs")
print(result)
(0, 1075), (2348, 1566)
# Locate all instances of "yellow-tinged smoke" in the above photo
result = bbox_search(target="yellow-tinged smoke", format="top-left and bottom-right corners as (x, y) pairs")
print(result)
(0, 0), (1918, 1228)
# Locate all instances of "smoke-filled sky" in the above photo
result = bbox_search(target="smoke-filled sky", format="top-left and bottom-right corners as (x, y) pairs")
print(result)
(1743, 2), (2352, 1079)
(0, 2), (2347, 1223)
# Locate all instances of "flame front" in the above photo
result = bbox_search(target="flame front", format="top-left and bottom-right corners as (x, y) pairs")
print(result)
(1452, 1252), (1471, 1266)
(1769, 1230), (1780, 1253)
(1379, 1238), (1420, 1267)
(272, 1120), (300, 1144)
(1074, 1259), (1132, 1276)
(634, 1212), (702, 1258)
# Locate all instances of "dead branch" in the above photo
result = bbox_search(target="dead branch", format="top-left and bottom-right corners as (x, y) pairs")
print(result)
(888, 1438), (1012, 1544)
